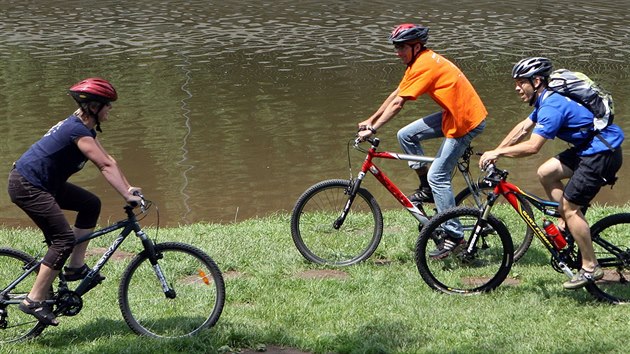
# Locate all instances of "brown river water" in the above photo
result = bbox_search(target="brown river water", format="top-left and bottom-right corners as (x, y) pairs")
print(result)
(0, 0), (628, 227)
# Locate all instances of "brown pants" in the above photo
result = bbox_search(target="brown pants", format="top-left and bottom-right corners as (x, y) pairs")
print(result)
(8, 169), (101, 270)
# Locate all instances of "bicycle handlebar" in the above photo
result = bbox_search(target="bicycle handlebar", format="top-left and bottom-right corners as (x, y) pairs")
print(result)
(130, 191), (148, 211)
(481, 162), (509, 184)
(353, 136), (379, 147)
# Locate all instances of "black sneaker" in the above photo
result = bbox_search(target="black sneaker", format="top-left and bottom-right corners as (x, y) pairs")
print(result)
(408, 187), (434, 204)
(429, 234), (467, 259)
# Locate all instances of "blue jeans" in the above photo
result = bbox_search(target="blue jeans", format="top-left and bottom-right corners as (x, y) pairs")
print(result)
(397, 111), (486, 237)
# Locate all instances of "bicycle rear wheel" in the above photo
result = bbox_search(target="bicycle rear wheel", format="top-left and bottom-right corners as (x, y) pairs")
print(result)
(582, 213), (630, 304)
(415, 207), (514, 295)
(119, 242), (225, 338)
(0, 248), (47, 343)
(290, 179), (383, 266)
(455, 183), (534, 262)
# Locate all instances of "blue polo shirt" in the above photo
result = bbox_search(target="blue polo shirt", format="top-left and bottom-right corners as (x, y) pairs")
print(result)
(529, 89), (624, 155)
(15, 115), (96, 194)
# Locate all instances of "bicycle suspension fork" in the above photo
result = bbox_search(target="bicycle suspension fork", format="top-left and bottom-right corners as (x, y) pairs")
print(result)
(333, 170), (367, 229)
(136, 228), (176, 299)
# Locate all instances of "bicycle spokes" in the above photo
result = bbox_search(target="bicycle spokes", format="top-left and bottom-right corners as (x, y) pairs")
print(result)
(415, 207), (513, 295)
(119, 243), (224, 338)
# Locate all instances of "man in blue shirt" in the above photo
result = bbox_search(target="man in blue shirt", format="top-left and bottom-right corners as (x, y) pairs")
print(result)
(479, 57), (624, 289)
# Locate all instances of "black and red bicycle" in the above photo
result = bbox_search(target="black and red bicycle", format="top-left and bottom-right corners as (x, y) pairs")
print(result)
(414, 161), (630, 304)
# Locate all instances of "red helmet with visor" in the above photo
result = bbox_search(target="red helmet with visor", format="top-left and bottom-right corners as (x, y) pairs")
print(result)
(69, 78), (117, 104)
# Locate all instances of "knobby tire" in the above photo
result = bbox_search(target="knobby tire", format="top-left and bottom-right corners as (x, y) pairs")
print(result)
(415, 206), (514, 295)
(118, 242), (225, 338)
(290, 179), (383, 266)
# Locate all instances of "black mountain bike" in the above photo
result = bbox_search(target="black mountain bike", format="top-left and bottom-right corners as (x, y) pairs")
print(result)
(0, 194), (225, 342)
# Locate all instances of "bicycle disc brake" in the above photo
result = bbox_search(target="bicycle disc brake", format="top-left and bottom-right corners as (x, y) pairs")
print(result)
(56, 290), (83, 316)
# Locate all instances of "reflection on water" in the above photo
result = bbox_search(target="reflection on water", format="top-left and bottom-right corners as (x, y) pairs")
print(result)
(0, 0), (628, 227)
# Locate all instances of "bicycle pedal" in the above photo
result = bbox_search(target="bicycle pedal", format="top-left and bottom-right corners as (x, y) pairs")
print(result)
(86, 277), (105, 290)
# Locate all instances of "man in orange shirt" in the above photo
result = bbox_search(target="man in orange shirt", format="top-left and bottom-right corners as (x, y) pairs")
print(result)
(358, 23), (487, 258)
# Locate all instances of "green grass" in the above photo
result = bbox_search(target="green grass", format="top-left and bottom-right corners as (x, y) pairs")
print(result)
(1, 204), (630, 353)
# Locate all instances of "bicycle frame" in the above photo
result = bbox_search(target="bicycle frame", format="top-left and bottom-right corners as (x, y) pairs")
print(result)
(339, 138), (480, 226)
(70, 205), (162, 296)
(0, 203), (171, 305)
(480, 167), (575, 277)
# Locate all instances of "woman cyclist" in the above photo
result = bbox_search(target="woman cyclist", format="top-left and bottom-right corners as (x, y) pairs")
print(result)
(8, 78), (141, 325)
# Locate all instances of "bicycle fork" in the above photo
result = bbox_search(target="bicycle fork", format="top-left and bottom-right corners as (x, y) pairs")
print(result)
(137, 230), (176, 299)
(333, 172), (365, 229)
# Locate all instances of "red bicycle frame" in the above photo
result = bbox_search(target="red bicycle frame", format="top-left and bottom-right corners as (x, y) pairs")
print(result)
(484, 166), (573, 276)
(353, 139), (436, 225)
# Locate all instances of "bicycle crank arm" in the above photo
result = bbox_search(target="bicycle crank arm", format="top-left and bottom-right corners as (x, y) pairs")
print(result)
(556, 261), (575, 278)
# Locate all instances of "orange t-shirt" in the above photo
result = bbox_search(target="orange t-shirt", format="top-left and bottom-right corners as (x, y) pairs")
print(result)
(398, 49), (487, 138)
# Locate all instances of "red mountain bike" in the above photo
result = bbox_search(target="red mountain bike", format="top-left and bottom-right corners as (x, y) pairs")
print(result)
(414, 162), (630, 304)
(291, 137), (533, 266)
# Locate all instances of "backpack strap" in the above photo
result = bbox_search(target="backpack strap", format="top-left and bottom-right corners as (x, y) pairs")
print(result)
(594, 131), (616, 152)
(578, 127), (616, 152)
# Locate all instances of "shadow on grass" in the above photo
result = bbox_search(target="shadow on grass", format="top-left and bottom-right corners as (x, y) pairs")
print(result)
(211, 319), (429, 353)
(31, 316), (227, 354)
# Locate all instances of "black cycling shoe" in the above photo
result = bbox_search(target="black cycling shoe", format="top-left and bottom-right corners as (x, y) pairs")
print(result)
(408, 187), (434, 204)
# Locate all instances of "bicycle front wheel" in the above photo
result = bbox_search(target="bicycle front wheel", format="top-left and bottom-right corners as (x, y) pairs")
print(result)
(0, 248), (47, 343)
(582, 213), (630, 304)
(119, 242), (225, 338)
(415, 207), (514, 295)
(455, 183), (534, 263)
(290, 179), (383, 266)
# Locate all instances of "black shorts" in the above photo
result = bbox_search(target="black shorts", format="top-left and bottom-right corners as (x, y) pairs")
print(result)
(556, 147), (623, 206)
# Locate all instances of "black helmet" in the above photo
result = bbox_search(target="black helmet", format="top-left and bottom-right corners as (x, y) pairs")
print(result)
(512, 57), (553, 79)
(388, 24), (429, 45)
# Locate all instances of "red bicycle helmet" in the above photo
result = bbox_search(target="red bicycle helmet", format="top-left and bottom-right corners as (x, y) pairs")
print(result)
(388, 24), (429, 44)
(69, 78), (117, 104)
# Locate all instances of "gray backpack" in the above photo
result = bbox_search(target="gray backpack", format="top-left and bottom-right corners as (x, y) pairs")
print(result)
(547, 69), (615, 131)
